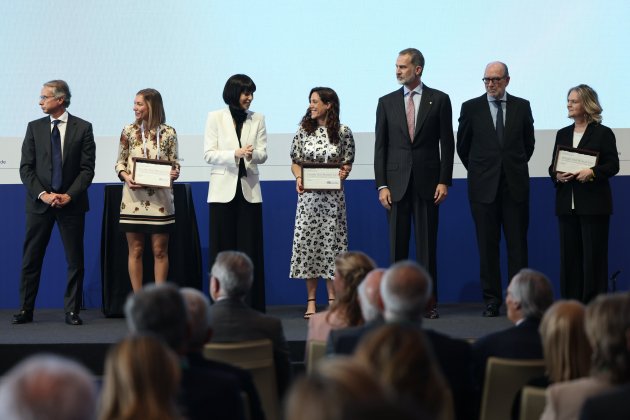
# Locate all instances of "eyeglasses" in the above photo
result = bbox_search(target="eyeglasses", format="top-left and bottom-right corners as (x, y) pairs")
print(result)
(482, 77), (505, 84)
(39, 95), (58, 101)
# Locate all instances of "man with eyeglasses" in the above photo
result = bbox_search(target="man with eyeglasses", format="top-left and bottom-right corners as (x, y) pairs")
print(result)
(13, 80), (95, 326)
(456, 62), (535, 318)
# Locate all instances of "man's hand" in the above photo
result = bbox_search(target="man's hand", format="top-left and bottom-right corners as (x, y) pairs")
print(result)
(379, 188), (392, 210)
(434, 184), (448, 205)
(53, 194), (72, 208)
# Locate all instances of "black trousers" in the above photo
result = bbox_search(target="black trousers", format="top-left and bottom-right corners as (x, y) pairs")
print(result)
(558, 213), (609, 303)
(388, 176), (439, 300)
(20, 209), (85, 313)
(470, 176), (528, 307)
(209, 182), (265, 312)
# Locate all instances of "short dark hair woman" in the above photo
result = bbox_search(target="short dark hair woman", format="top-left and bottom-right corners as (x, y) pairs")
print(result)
(203, 74), (268, 311)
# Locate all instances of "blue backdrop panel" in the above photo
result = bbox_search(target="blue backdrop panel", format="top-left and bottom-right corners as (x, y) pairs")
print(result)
(1, 177), (628, 310)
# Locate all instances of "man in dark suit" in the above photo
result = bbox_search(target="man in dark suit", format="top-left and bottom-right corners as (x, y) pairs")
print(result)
(374, 48), (455, 319)
(471, 269), (553, 397)
(380, 260), (475, 420)
(457, 62), (535, 317)
(14, 80), (96, 326)
(208, 250), (292, 398)
(125, 283), (245, 420)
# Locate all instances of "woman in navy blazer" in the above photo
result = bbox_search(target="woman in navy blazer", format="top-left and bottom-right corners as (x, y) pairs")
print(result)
(204, 74), (268, 312)
(549, 84), (619, 303)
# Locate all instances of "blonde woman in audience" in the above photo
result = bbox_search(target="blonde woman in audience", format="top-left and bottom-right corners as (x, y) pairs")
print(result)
(512, 300), (591, 419)
(540, 293), (630, 420)
(98, 335), (182, 420)
(306, 251), (375, 351)
(284, 357), (417, 420)
(355, 323), (454, 420)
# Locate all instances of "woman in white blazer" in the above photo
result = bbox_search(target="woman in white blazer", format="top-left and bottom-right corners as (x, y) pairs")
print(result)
(203, 74), (268, 311)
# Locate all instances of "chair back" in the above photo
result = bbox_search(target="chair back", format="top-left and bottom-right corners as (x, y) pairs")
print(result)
(479, 357), (545, 420)
(306, 340), (327, 374)
(204, 339), (279, 420)
(519, 386), (547, 420)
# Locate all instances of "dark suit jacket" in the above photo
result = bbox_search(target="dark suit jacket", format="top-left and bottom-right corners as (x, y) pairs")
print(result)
(187, 351), (266, 420)
(374, 85), (454, 201)
(579, 383), (630, 420)
(19, 114), (95, 214)
(328, 319), (474, 420)
(549, 122), (619, 215)
(457, 93), (535, 203)
(208, 298), (292, 398)
(471, 317), (543, 393)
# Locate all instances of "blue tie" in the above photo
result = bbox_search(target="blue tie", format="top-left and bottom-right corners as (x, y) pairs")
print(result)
(494, 100), (504, 145)
(51, 120), (62, 191)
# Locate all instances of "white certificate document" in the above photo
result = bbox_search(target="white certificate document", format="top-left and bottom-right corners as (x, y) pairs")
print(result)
(302, 165), (341, 191)
(554, 147), (598, 173)
(133, 158), (173, 188)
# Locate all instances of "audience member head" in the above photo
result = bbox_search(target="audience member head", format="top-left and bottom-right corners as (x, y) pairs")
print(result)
(210, 251), (253, 301)
(355, 323), (452, 419)
(358, 269), (386, 322)
(380, 260), (432, 323)
(98, 335), (181, 420)
(585, 293), (630, 384)
(180, 287), (212, 352)
(284, 357), (412, 420)
(124, 283), (188, 352)
(540, 300), (591, 383)
(0, 354), (96, 420)
(505, 268), (554, 323)
(328, 251), (376, 327)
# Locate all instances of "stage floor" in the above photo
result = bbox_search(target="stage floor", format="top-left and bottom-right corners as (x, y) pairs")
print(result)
(0, 303), (512, 374)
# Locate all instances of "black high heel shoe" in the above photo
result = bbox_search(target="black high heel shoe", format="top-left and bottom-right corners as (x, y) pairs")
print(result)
(304, 298), (316, 320)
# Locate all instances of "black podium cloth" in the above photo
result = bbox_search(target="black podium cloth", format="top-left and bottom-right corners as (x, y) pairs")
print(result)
(101, 184), (203, 317)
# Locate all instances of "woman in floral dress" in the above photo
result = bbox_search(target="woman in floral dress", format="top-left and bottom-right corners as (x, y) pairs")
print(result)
(115, 88), (180, 292)
(290, 87), (355, 319)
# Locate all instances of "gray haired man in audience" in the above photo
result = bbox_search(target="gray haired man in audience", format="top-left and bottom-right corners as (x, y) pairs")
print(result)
(0, 354), (96, 420)
(180, 287), (266, 420)
(327, 268), (386, 354)
(209, 250), (292, 398)
(381, 260), (474, 420)
(125, 283), (245, 420)
(471, 268), (554, 397)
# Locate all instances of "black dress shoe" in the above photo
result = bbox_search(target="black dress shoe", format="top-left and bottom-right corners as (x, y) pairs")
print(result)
(12, 310), (33, 324)
(424, 304), (440, 319)
(482, 304), (499, 317)
(65, 312), (83, 326)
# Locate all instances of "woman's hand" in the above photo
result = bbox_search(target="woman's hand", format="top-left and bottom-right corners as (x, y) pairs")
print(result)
(121, 171), (143, 190)
(296, 176), (305, 194)
(339, 164), (352, 180)
(556, 171), (576, 184)
(170, 166), (180, 181)
(235, 145), (254, 160)
(574, 168), (595, 183)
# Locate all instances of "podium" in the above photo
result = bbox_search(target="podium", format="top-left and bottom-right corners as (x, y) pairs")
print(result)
(100, 184), (203, 316)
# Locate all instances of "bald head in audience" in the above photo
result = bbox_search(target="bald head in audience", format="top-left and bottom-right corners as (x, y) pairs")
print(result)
(380, 260), (432, 323)
(0, 354), (96, 420)
(358, 269), (385, 322)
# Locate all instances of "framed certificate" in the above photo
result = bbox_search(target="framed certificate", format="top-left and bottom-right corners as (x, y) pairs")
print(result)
(553, 146), (599, 174)
(132, 157), (174, 188)
(302, 163), (342, 191)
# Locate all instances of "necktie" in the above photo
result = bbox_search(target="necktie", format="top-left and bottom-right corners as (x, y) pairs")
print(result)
(495, 100), (504, 145)
(406, 91), (416, 142)
(51, 120), (62, 191)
